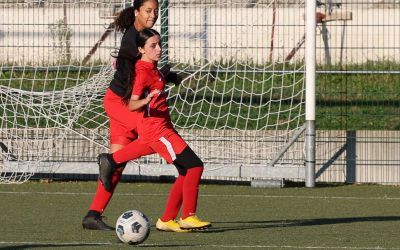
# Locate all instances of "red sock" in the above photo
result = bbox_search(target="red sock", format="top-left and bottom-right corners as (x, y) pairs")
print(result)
(161, 175), (185, 221)
(182, 167), (203, 219)
(89, 167), (123, 213)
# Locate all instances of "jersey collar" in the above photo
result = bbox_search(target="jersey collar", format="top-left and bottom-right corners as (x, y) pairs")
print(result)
(137, 59), (157, 70)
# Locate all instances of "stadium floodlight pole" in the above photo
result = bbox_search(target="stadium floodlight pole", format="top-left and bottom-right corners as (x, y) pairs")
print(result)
(305, 0), (316, 187)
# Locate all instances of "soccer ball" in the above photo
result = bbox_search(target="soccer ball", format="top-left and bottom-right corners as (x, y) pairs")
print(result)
(115, 210), (150, 245)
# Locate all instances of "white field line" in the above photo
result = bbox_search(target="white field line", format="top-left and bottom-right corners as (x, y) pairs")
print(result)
(1, 191), (400, 201)
(0, 242), (399, 249)
(200, 246), (400, 249)
(192, 246), (400, 249)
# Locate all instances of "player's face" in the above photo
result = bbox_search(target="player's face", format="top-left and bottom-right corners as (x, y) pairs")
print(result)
(134, 0), (159, 31)
(139, 35), (162, 63)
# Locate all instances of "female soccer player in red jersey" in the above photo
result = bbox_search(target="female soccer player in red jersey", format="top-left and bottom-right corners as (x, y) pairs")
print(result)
(97, 29), (211, 232)
(82, 0), (163, 231)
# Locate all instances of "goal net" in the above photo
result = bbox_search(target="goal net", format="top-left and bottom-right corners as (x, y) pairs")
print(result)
(0, 0), (307, 183)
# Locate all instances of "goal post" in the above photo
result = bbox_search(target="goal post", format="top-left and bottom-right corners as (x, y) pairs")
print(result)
(0, 0), (315, 185)
(305, 0), (317, 187)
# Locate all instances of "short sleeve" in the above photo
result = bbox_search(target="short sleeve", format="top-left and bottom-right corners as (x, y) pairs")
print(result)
(132, 69), (147, 97)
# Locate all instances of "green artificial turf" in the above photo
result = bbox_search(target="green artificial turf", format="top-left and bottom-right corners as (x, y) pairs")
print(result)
(1, 181), (400, 249)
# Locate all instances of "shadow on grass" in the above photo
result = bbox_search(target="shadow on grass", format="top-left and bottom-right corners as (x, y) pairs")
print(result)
(0, 243), (204, 249)
(0, 243), (113, 249)
(283, 181), (348, 188)
(197, 216), (400, 233)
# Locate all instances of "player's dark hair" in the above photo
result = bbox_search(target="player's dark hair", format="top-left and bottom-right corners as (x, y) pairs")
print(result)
(121, 28), (161, 104)
(114, 0), (159, 33)
(121, 54), (140, 104)
(114, 7), (135, 33)
(136, 28), (161, 49)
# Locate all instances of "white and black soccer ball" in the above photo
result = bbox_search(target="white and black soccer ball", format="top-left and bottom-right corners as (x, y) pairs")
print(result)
(115, 210), (150, 245)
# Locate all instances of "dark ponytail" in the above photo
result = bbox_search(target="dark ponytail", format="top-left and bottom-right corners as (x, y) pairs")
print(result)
(121, 55), (140, 104)
(114, 7), (135, 33)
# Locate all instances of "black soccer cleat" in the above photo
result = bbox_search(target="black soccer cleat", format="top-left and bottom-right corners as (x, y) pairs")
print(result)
(97, 153), (116, 192)
(82, 215), (115, 231)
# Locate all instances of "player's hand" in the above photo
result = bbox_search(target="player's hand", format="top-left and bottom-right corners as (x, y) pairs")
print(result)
(112, 59), (117, 69)
(316, 12), (326, 23)
(159, 64), (182, 86)
(159, 64), (171, 78)
(166, 72), (183, 86)
(144, 89), (160, 104)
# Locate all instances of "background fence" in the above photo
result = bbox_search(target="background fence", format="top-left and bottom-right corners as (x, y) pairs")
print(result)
(0, 0), (399, 184)
(314, 0), (400, 184)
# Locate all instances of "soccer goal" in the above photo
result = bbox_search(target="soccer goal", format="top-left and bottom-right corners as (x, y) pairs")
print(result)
(0, 0), (316, 186)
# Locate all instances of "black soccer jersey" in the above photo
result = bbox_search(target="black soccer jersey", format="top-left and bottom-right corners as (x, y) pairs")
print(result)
(109, 26), (139, 97)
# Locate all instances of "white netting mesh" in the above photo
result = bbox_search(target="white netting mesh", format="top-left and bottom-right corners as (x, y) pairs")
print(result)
(168, 61), (305, 165)
(0, 65), (113, 182)
(0, 0), (306, 183)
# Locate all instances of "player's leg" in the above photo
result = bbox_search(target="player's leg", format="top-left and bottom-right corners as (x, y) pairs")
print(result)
(97, 129), (135, 192)
(173, 148), (211, 230)
(97, 90), (150, 191)
(97, 138), (156, 192)
(143, 133), (189, 232)
(156, 174), (189, 232)
(82, 170), (124, 231)
(160, 174), (184, 222)
(83, 99), (146, 230)
(151, 132), (211, 230)
(85, 135), (156, 230)
(82, 143), (126, 230)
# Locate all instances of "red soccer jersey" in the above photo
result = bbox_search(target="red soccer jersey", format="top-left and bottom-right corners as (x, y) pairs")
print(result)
(132, 60), (174, 143)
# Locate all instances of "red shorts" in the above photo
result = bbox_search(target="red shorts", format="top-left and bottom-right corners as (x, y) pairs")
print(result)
(104, 88), (140, 146)
(148, 130), (187, 164)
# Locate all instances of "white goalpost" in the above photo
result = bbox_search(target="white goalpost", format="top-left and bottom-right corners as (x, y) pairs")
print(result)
(305, 0), (316, 187)
(0, 0), (315, 185)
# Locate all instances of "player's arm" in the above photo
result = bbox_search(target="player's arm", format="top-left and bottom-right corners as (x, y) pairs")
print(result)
(159, 64), (183, 86)
(128, 89), (160, 111)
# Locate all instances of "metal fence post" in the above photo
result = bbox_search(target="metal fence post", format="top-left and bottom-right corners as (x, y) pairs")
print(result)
(160, 0), (169, 67)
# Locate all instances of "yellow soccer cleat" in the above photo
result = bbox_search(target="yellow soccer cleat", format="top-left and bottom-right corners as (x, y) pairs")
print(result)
(156, 219), (191, 233)
(178, 215), (212, 230)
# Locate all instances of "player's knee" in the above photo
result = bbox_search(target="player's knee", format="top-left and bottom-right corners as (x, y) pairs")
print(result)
(116, 162), (127, 171)
(174, 164), (187, 176)
(173, 146), (203, 170)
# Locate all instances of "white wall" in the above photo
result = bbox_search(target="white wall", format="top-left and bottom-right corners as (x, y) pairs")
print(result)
(0, 6), (399, 65)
